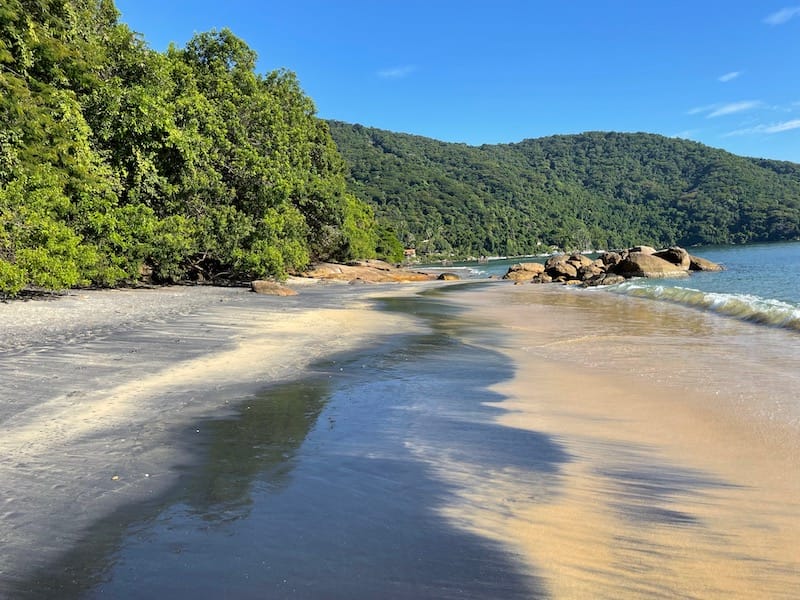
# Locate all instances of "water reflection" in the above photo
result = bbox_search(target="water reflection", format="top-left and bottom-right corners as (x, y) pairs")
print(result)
(186, 380), (331, 521)
(17, 288), (565, 599)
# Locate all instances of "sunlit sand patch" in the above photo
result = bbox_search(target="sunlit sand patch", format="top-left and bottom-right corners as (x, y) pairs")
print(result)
(424, 283), (800, 598)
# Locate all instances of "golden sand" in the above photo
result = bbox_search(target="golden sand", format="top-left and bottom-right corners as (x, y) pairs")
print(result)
(434, 283), (800, 598)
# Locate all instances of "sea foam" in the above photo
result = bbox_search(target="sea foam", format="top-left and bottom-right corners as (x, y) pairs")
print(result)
(611, 282), (800, 332)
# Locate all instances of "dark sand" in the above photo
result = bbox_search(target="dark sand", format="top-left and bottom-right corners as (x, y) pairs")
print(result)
(0, 282), (425, 593)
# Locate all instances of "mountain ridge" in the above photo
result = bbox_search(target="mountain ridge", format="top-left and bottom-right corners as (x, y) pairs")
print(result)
(328, 120), (800, 257)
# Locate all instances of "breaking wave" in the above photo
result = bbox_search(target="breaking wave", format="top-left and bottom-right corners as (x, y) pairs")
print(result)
(610, 282), (800, 332)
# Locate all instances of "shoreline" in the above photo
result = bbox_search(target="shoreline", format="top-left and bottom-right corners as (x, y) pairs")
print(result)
(436, 283), (800, 598)
(3, 280), (800, 596)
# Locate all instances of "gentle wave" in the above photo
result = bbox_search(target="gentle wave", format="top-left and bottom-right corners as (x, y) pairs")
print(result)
(610, 282), (800, 332)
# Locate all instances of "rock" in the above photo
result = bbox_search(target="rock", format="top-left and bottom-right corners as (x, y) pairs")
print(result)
(503, 262), (544, 281)
(689, 255), (724, 271)
(610, 252), (690, 279)
(503, 270), (534, 281)
(582, 273), (626, 287)
(346, 259), (395, 271)
(629, 245), (657, 255)
(544, 254), (570, 270)
(530, 273), (553, 284)
(515, 262), (546, 274)
(577, 264), (604, 280)
(568, 253), (594, 268)
(654, 246), (691, 270)
(437, 272), (460, 280)
(600, 251), (623, 267)
(302, 262), (435, 282)
(546, 261), (578, 279)
(251, 280), (299, 296)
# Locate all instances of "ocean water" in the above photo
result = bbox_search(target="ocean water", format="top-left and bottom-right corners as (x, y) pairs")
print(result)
(432, 241), (800, 333)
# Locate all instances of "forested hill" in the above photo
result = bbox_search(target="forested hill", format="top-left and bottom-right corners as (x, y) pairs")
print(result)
(0, 1), (399, 297)
(329, 121), (800, 257)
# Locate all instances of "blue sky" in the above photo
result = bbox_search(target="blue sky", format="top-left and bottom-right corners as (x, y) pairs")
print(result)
(115, 1), (799, 163)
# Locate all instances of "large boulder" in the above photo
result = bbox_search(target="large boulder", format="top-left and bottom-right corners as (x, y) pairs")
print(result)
(689, 255), (724, 271)
(544, 254), (571, 270)
(577, 264), (605, 280)
(547, 261), (579, 280)
(503, 262), (545, 281)
(629, 245), (657, 255)
(530, 273), (553, 284)
(302, 262), (435, 282)
(600, 251), (623, 267)
(251, 280), (298, 296)
(568, 253), (594, 268)
(582, 273), (627, 287)
(654, 246), (691, 270)
(610, 252), (690, 279)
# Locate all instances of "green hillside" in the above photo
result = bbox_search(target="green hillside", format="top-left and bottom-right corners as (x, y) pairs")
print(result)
(329, 121), (800, 257)
(0, 1), (389, 296)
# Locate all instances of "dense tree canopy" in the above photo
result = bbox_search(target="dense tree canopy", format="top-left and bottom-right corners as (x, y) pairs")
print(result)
(0, 0), (392, 296)
(329, 122), (800, 258)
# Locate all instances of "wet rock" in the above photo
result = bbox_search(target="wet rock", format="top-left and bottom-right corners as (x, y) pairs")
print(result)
(610, 252), (690, 279)
(654, 246), (691, 270)
(689, 255), (724, 272)
(437, 272), (461, 281)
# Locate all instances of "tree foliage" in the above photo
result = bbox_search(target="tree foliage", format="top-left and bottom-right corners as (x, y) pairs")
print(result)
(0, 1), (389, 296)
(329, 122), (800, 257)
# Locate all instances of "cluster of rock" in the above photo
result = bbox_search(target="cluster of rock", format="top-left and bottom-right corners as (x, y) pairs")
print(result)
(252, 259), (441, 294)
(503, 245), (723, 287)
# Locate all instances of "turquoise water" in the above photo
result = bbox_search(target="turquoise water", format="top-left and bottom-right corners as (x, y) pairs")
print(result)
(429, 241), (800, 332)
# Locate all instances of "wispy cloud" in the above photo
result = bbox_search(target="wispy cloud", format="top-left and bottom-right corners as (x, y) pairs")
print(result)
(718, 71), (741, 83)
(687, 104), (717, 116)
(763, 6), (800, 25)
(709, 100), (762, 117)
(764, 119), (800, 132)
(688, 101), (762, 118)
(377, 65), (416, 79)
(725, 119), (800, 136)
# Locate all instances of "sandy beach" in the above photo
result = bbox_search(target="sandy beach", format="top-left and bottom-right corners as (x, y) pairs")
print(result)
(435, 283), (800, 598)
(2, 280), (799, 598)
(0, 282), (426, 594)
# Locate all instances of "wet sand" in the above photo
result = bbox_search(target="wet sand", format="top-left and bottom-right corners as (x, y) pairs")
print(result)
(0, 283), (426, 594)
(437, 283), (800, 598)
(3, 281), (800, 598)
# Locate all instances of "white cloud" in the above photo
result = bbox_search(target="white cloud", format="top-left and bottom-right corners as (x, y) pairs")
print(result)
(688, 101), (762, 117)
(725, 119), (800, 136)
(687, 104), (717, 115)
(718, 71), (741, 83)
(764, 6), (800, 25)
(377, 65), (416, 79)
(765, 119), (800, 132)
(707, 100), (762, 117)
